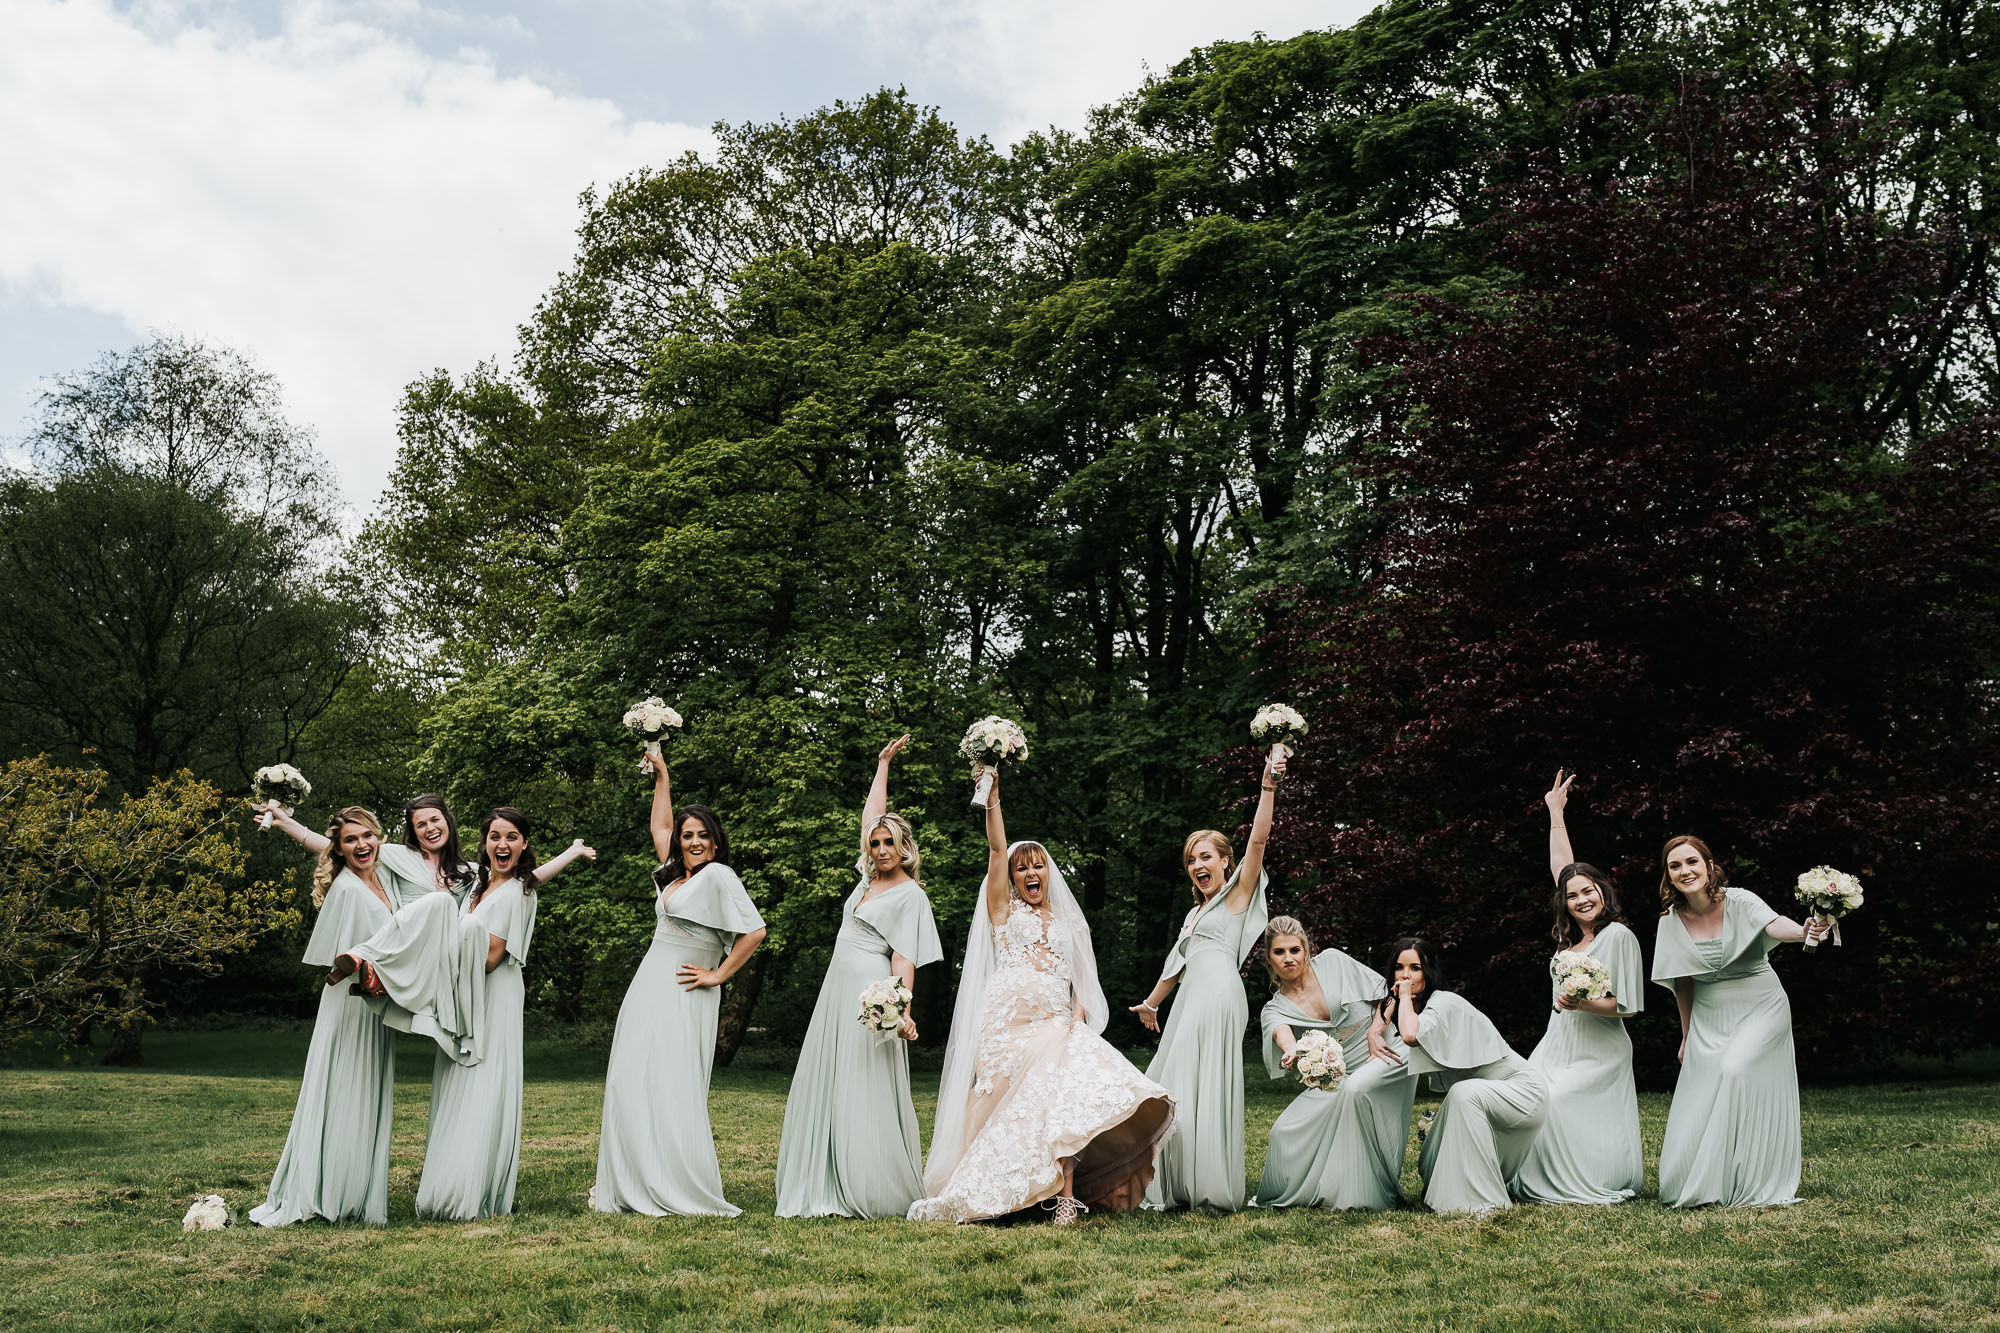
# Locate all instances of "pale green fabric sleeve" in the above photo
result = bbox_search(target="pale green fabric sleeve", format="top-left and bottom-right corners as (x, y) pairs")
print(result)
(1404, 991), (1511, 1076)
(1157, 868), (1268, 982)
(1599, 922), (1645, 1016)
(1652, 887), (1780, 987)
(375, 844), (437, 908)
(854, 881), (943, 969)
(302, 874), (380, 967)
(662, 863), (766, 947)
(1258, 993), (1326, 1080)
(486, 880), (539, 966)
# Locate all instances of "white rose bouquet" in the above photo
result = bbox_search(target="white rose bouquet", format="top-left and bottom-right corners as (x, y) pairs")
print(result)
(1794, 866), (1863, 950)
(1251, 703), (1307, 766)
(858, 975), (914, 1042)
(958, 715), (1029, 808)
(1292, 1029), (1347, 1092)
(1553, 950), (1613, 1007)
(622, 696), (684, 773)
(251, 763), (311, 829)
(181, 1195), (231, 1231)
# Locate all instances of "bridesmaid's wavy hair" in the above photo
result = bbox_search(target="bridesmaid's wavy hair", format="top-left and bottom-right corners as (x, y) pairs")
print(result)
(1657, 834), (1727, 915)
(1260, 916), (1313, 985)
(1551, 862), (1623, 948)
(473, 806), (541, 907)
(402, 793), (474, 886)
(1376, 936), (1445, 1028)
(312, 806), (383, 910)
(656, 804), (732, 890)
(858, 812), (922, 883)
(1182, 828), (1234, 904)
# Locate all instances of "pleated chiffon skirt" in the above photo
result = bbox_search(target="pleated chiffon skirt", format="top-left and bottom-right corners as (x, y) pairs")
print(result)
(1143, 948), (1250, 1211)
(415, 960), (528, 1221)
(249, 982), (397, 1227)
(595, 929), (739, 1216)
(1509, 1009), (1642, 1204)
(1418, 1053), (1549, 1216)
(1254, 1054), (1417, 1211)
(1658, 969), (1802, 1208)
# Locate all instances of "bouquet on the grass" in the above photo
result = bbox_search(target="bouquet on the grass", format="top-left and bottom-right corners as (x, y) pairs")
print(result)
(181, 1195), (231, 1231)
(1250, 703), (1307, 767)
(622, 696), (683, 773)
(1292, 1029), (1347, 1092)
(1794, 866), (1863, 950)
(251, 763), (311, 829)
(1552, 949), (1613, 1007)
(858, 975), (914, 1042)
(958, 715), (1029, 808)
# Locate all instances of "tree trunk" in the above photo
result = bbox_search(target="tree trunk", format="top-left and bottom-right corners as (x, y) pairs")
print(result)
(713, 950), (768, 1067)
(101, 1017), (144, 1066)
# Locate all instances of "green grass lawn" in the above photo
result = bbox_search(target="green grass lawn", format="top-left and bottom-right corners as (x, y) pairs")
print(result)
(2, 1031), (1996, 1332)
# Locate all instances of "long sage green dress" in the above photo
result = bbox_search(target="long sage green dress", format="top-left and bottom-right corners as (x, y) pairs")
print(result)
(595, 862), (765, 1217)
(775, 877), (943, 1218)
(250, 858), (433, 1227)
(1253, 947), (1416, 1211)
(1653, 886), (1802, 1208)
(1408, 991), (1549, 1216)
(1509, 922), (1645, 1204)
(1142, 868), (1267, 1211)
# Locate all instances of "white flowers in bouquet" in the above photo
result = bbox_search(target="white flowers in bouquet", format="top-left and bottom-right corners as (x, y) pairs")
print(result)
(857, 975), (914, 1042)
(1250, 703), (1307, 765)
(1292, 1029), (1347, 1092)
(622, 696), (684, 772)
(181, 1195), (231, 1231)
(958, 715), (1029, 808)
(1794, 865), (1863, 950)
(251, 763), (311, 829)
(1553, 950), (1613, 1007)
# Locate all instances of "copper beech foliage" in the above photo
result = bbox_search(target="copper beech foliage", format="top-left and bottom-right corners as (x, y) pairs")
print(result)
(0, 757), (297, 1061)
(1260, 77), (2000, 1077)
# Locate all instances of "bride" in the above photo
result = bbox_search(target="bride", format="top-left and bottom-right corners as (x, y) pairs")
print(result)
(909, 769), (1174, 1225)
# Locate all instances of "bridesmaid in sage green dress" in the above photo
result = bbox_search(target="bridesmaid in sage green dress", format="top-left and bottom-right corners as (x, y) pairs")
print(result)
(1252, 917), (1415, 1211)
(1375, 938), (1549, 1217)
(595, 742), (767, 1216)
(1509, 771), (1644, 1205)
(249, 805), (435, 1226)
(776, 734), (944, 1219)
(1652, 834), (1828, 1208)
(1129, 753), (1284, 1211)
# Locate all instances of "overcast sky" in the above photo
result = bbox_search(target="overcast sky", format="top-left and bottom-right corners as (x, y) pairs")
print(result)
(1, 0), (1370, 512)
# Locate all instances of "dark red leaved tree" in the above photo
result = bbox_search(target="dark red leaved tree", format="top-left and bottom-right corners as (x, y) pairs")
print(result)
(1261, 75), (2000, 1080)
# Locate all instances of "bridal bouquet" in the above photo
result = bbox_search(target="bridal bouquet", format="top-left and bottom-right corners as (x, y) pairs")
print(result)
(622, 696), (683, 773)
(1292, 1029), (1347, 1092)
(1794, 866), (1863, 950)
(958, 715), (1029, 808)
(181, 1195), (232, 1231)
(1553, 950), (1613, 1007)
(857, 976), (914, 1041)
(251, 763), (311, 829)
(1250, 703), (1307, 766)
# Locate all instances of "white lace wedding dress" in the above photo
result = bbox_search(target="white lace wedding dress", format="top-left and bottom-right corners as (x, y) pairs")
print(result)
(909, 900), (1174, 1222)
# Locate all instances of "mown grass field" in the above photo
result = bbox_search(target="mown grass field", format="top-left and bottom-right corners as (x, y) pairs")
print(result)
(2, 1030), (1996, 1332)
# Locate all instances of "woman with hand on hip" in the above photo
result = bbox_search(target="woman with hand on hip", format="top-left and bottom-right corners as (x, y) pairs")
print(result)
(1508, 771), (1645, 1205)
(776, 734), (943, 1218)
(595, 742), (766, 1216)
(1652, 834), (1827, 1207)
(1129, 753), (1283, 1211)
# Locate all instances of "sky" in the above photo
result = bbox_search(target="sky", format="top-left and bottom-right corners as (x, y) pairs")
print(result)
(1, 0), (1371, 512)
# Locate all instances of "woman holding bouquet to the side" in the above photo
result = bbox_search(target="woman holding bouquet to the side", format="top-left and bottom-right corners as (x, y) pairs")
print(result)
(776, 735), (943, 1219)
(1652, 834), (1827, 1208)
(595, 743), (766, 1216)
(1128, 754), (1283, 1211)
(249, 805), (436, 1226)
(1252, 918), (1416, 1211)
(1508, 772), (1645, 1205)
(1373, 938), (1548, 1216)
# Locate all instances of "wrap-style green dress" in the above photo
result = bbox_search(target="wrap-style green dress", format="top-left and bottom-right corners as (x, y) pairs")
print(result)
(1509, 922), (1645, 1204)
(595, 861), (765, 1216)
(775, 877), (943, 1218)
(1253, 947), (1416, 1211)
(1653, 887), (1802, 1208)
(1408, 991), (1549, 1217)
(1142, 868), (1267, 1211)
(250, 857), (433, 1227)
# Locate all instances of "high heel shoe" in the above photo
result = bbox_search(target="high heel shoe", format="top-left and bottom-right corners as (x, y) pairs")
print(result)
(1043, 1195), (1088, 1226)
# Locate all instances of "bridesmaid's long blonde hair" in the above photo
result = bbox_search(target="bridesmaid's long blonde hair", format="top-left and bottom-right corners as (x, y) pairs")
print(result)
(1261, 915), (1313, 985)
(312, 806), (383, 909)
(858, 812), (922, 884)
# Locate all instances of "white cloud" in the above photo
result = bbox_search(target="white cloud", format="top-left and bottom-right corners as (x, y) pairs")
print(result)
(0, 0), (711, 511)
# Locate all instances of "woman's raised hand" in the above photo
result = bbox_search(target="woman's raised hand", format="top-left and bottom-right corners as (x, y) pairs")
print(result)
(571, 839), (597, 862)
(879, 734), (911, 765)
(1545, 769), (1575, 816)
(640, 738), (664, 775)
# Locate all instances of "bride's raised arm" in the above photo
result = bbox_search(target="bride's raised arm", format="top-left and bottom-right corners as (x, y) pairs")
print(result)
(982, 770), (1010, 926)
